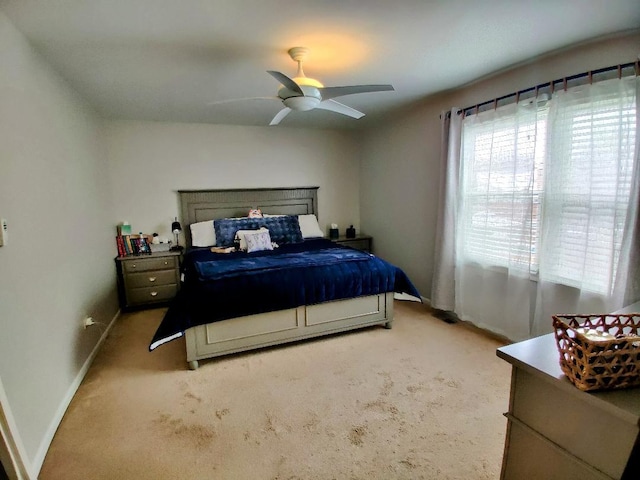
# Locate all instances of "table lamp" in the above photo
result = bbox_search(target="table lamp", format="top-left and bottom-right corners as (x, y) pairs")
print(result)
(170, 217), (183, 252)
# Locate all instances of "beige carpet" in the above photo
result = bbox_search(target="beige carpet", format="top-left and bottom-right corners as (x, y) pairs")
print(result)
(40, 301), (511, 480)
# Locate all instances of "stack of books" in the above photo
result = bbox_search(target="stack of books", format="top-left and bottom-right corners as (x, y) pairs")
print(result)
(115, 231), (153, 257)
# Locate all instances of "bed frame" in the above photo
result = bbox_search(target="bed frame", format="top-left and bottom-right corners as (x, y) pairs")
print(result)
(178, 187), (394, 369)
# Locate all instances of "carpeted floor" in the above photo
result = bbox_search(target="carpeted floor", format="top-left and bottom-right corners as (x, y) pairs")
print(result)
(40, 301), (511, 480)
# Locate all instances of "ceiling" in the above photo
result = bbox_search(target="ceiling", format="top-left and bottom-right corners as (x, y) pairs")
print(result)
(2, 1), (639, 130)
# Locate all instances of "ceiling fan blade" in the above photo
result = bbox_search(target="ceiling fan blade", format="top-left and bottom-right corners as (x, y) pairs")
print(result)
(318, 84), (394, 101)
(207, 96), (280, 106)
(315, 99), (365, 119)
(269, 107), (292, 126)
(267, 71), (304, 96)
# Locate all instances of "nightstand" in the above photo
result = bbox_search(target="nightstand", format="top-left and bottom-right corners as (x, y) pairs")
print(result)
(332, 234), (372, 253)
(115, 251), (181, 309)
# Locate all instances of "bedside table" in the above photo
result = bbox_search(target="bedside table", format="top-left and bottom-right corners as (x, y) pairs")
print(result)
(115, 251), (181, 309)
(332, 234), (372, 253)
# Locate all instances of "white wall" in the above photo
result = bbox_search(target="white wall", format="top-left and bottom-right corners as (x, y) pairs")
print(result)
(104, 121), (361, 240)
(358, 112), (438, 299)
(0, 12), (118, 476)
(360, 31), (640, 299)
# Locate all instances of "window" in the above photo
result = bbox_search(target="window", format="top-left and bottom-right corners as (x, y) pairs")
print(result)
(459, 77), (636, 295)
(540, 81), (636, 294)
(460, 103), (547, 274)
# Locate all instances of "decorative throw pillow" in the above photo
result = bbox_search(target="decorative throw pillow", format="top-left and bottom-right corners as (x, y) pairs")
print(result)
(189, 220), (216, 247)
(214, 216), (303, 246)
(260, 216), (303, 245)
(244, 229), (274, 253)
(248, 209), (263, 218)
(235, 227), (268, 251)
(214, 217), (253, 246)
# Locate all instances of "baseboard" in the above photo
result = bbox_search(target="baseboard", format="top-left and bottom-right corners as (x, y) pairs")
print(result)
(31, 309), (121, 477)
(0, 377), (33, 480)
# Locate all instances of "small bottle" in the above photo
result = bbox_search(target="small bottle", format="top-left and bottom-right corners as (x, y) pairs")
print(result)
(139, 232), (148, 253)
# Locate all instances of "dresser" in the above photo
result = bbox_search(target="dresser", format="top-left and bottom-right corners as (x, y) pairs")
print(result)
(497, 301), (640, 480)
(115, 251), (181, 309)
(332, 234), (372, 253)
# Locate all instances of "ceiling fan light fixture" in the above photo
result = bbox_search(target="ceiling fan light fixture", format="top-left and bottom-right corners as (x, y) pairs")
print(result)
(293, 76), (324, 88)
(283, 96), (321, 111)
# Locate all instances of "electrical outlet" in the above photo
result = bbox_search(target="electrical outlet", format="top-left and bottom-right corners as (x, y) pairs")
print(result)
(0, 218), (7, 246)
(83, 317), (95, 329)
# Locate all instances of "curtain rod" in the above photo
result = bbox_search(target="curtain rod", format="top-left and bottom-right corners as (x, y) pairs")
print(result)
(450, 60), (639, 119)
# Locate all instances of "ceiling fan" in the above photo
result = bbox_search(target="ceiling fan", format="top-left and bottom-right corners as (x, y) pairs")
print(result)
(211, 47), (395, 125)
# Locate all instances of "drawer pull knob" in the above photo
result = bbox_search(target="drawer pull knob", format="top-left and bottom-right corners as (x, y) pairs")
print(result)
(149, 277), (156, 282)
(131, 264), (136, 268)
(150, 291), (158, 297)
(164, 261), (168, 265)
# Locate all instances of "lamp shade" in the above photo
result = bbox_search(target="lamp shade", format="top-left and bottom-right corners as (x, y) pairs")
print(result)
(171, 218), (181, 234)
(170, 217), (184, 252)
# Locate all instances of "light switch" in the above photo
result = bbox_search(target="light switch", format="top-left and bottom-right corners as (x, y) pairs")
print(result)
(0, 218), (7, 246)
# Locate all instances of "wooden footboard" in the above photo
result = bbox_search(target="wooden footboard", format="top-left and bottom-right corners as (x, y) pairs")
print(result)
(185, 292), (394, 369)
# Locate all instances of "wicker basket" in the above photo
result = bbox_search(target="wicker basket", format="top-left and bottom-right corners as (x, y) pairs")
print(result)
(553, 313), (640, 392)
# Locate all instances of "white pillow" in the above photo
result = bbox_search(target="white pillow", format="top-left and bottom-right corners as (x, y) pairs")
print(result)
(190, 220), (216, 247)
(235, 227), (269, 251)
(298, 214), (324, 238)
(244, 229), (274, 253)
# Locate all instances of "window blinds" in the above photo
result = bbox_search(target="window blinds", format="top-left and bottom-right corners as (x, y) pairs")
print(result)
(459, 102), (547, 274)
(540, 77), (636, 294)
(459, 76), (637, 295)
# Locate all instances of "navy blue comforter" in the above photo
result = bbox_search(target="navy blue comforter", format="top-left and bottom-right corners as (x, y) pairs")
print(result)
(150, 239), (420, 350)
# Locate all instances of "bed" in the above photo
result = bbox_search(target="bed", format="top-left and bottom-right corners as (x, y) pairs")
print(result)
(150, 187), (420, 369)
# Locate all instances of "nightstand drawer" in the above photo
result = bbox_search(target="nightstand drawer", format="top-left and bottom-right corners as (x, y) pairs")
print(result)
(502, 419), (610, 480)
(125, 269), (179, 288)
(123, 256), (178, 273)
(511, 368), (635, 479)
(127, 284), (178, 305)
(333, 235), (372, 253)
(341, 239), (370, 251)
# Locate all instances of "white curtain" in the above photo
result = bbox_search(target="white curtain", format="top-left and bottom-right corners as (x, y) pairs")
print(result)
(431, 75), (639, 341)
(431, 109), (462, 311)
(455, 101), (546, 341)
(532, 76), (639, 336)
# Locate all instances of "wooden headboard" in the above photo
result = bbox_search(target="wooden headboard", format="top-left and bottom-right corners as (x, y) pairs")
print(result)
(178, 187), (319, 248)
